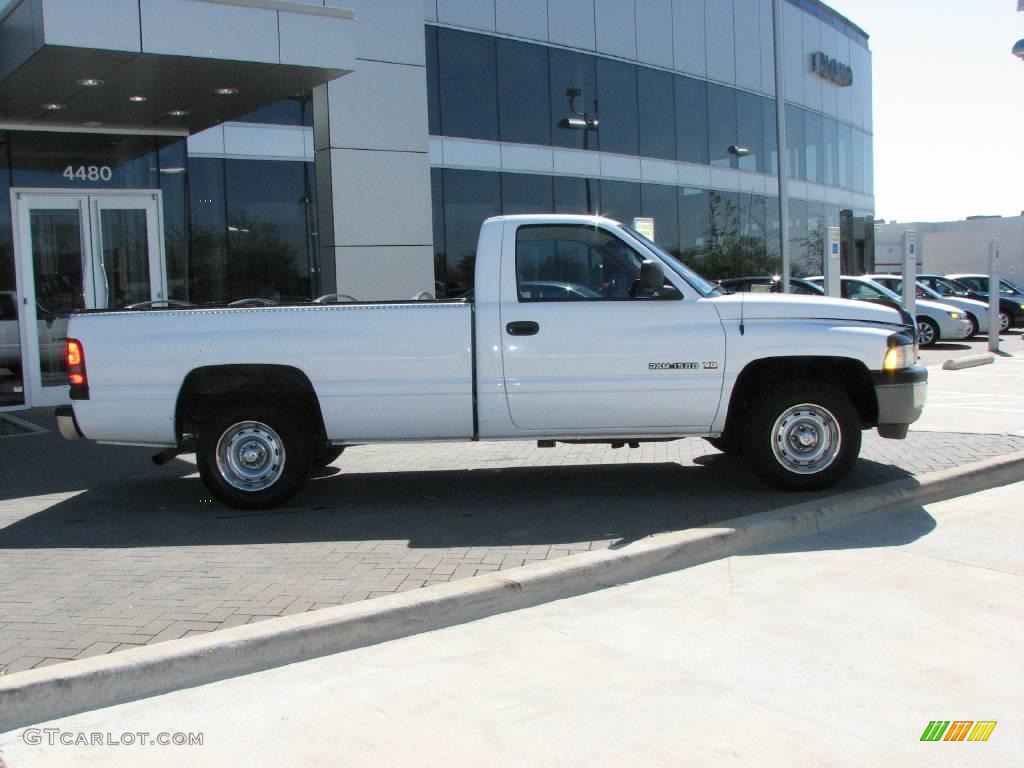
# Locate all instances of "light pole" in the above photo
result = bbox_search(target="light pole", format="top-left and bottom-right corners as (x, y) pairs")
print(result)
(559, 88), (599, 211)
(772, 0), (791, 293)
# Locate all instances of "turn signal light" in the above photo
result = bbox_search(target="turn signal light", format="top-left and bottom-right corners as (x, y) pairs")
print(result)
(66, 339), (90, 399)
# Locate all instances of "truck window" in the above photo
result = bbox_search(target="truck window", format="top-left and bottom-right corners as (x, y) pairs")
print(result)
(515, 224), (653, 301)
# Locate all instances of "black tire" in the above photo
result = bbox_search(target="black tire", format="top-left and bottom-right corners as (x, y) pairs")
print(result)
(916, 316), (939, 347)
(743, 385), (861, 491)
(704, 436), (742, 455)
(965, 313), (979, 338)
(312, 444), (345, 470)
(197, 402), (312, 510)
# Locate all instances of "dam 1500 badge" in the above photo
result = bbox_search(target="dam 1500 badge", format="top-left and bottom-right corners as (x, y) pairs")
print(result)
(649, 362), (718, 370)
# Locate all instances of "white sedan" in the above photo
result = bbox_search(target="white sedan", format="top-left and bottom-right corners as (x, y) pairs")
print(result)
(865, 275), (990, 337)
(805, 276), (972, 347)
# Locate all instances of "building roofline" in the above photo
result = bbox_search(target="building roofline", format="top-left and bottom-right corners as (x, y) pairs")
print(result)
(787, 0), (870, 47)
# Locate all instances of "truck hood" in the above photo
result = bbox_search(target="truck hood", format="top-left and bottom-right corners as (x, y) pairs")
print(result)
(709, 292), (905, 326)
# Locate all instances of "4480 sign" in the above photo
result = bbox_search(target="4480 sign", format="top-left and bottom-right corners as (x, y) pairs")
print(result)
(62, 165), (113, 182)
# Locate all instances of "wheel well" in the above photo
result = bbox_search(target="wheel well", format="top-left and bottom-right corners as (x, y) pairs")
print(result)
(722, 357), (878, 439)
(176, 365), (326, 444)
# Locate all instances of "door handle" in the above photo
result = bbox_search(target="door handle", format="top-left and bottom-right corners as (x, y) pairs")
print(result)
(506, 321), (540, 336)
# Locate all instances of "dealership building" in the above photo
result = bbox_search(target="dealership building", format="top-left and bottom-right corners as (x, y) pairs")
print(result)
(0, 0), (874, 409)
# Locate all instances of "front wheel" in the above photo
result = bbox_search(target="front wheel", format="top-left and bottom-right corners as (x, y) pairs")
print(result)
(197, 403), (311, 509)
(965, 313), (979, 338)
(743, 386), (861, 491)
(999, 311), (1011, 333)
(916, 316), (939, 347)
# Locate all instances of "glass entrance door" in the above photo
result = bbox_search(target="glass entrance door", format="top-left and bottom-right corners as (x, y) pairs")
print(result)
(12, 191), (166, 407)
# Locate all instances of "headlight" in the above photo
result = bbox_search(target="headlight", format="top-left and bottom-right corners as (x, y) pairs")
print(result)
(948, 311), (961, 320)
(883, 341), (916, 372)
(1019, 303), (1024, 310)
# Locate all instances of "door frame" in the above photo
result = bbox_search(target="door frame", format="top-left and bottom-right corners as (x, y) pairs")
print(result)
(9, 188), (167, 408)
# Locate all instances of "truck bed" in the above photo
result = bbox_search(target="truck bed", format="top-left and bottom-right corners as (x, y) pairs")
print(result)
(68, 301), (476, 445)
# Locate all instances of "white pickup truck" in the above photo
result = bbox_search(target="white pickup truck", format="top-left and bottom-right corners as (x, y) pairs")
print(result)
(57, 214), (927, 509)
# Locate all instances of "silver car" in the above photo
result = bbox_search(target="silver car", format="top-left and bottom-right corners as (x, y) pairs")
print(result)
(865, 275), (990, 337)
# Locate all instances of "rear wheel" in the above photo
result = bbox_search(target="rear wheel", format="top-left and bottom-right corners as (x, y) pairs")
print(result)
(197, 403), (311, 509)
(916, 317), (939, 347)
(743, 386), (861, 491)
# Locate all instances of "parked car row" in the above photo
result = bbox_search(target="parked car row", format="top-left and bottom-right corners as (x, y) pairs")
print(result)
(714, 272), (1024, 347)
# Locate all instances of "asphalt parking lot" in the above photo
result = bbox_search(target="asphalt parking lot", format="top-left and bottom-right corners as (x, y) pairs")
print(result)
(2, 391), (1023, 676)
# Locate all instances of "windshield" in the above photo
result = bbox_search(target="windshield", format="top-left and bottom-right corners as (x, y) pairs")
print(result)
(930, 277), (970, 297)
(618, 225), (723, 297)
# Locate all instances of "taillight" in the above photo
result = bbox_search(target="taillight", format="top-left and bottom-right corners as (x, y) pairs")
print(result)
(66, 338), (89, 399)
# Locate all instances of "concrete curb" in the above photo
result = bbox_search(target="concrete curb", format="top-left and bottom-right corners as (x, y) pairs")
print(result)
(4, 450), (1024, 732)
(943, 353), (995, 370)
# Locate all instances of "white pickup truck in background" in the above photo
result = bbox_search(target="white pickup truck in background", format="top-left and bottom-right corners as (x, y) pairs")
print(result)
(58, 215), (927, 509)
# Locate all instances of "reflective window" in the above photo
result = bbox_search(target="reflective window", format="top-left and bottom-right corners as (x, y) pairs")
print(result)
(425, 26), (440, 136)
(837, 123), (852, 189)
(438, 28), (498, 141)
(501, 173), (554, 215)
(675, 76), (709, 165)
(707, 84), (738, 168)
(641, 184), (680, 257)
(188, 158), (228, 303)
(599, 180), (642, 226)
(550, 49), (599, 151)
(189, 158), (317, 303)
(735, 91), (764, 173)
(431, 168), (446, 294)
(234, 93), (313, 127)
(864, 135), (874, 194)
(785, 104), (805, 180)
(158, 140), (189, 301)
(553, 176), (600, 213)
(804, 110), (823, 184)
(442, 169), (501, 295)
(802, 202), (826, 276)
(851, 129), (865, 193)
(0, 135), (21, 405)
(679, 188), (710, 260)
(10, 132), (163, 190)
(515, 224), (647, 300)
(595, 58), (639, 156)
(223, 160), (316, 302)
(822, 117), (838, 187)
(788, 198), (809, 275)
(762, 97), (779, 176)
(497, 39), (551, 146)
(638, 68), (675, 161)
(707, 190), (740, 276)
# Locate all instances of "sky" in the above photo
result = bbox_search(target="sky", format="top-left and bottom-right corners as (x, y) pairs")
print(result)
(825, 0), (1023, 223)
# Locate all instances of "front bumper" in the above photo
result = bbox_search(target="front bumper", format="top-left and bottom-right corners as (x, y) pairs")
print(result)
(871, 365), (928, 439)
(55, 405), (84, 441)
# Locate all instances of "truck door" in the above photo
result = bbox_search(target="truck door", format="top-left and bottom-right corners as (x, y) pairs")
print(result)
(499, 222), (726, 432)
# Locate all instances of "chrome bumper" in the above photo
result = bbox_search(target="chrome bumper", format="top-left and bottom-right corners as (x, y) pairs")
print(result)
(871, 365), (928, 439)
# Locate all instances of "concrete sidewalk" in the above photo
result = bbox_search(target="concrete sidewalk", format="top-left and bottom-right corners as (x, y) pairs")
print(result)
(2, 479), (1019, 767)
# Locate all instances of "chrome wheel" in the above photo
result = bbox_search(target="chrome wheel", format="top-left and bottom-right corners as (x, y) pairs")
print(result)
(216, 420), (287, 492)
(770, 404), (842, 475)
(999, 311), (1010, 333)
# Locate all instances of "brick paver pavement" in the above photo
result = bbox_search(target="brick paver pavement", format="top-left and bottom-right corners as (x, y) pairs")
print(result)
(1, 412), (1022, 675)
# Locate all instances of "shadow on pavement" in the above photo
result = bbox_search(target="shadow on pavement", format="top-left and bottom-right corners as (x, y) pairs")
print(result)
(0, 448), (918, 550)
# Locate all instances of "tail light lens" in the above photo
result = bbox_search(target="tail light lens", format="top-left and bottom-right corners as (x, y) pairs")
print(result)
(66, 338), (89, 399)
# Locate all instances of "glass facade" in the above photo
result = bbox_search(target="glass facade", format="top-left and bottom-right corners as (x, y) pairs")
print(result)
(431, 169), (842, 293)
(0, 128), (319, 405)
(426, 26), (873, 194)
(426, 26), (872, 293)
